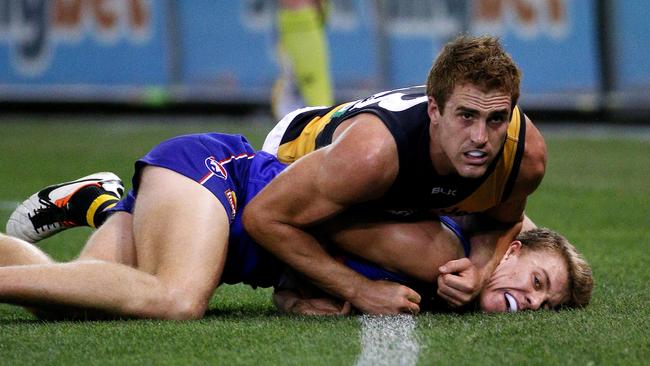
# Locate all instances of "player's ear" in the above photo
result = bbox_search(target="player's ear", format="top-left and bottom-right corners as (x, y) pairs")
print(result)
(428, 96), (441, 121)
(503, 240), (523, 261)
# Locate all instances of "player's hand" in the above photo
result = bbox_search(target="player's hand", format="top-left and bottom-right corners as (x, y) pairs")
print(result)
(352, 280), (421, 315)
(437, 258), (482, 308)
(289, 298), (352, 316)
(274, 289), (351, 316)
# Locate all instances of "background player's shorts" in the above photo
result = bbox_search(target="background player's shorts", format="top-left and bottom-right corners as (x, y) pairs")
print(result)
(109, 133), (257, 220)
(108, 133), (288, 288)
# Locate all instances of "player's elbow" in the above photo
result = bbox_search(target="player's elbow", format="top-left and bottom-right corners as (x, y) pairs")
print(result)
(529, 152), (546, 187)
(523, 115), (547, 190)
(242, 204), (260, 237)
(242, 200), (273, 239)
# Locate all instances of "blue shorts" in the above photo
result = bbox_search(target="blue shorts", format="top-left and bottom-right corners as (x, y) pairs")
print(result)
(110, 133), (288, 288)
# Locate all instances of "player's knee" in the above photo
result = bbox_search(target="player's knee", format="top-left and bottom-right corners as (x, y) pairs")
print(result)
(164, 293), (208, 320)
(0, 232), (15, 243)
(147, 287), (209, 320)
(121, 284), (207, 320)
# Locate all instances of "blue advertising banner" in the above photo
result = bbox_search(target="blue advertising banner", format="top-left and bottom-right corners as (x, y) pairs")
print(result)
(175, 0), (601, 108)
(0, 0), (168, 100)
(0, 0), (647, 112)
(175, 0), (380, 102)
(174, 1), (277, 101)
(612, 1), (650, 92)
(471, 0), (599, 95)
(326, 0), (381, 94)
(381, 0), (600, 109)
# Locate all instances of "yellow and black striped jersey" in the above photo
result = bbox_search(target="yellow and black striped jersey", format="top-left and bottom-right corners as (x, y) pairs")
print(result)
(262, 86), (526, 216)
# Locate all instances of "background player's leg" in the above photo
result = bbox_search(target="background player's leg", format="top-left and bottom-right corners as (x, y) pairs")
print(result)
(128, 166), (230, 319)
(274, 0), (333, 118)
(0, 234), (53, 267)
(0, 213), (134, 319)
(0, 167), (230, 320)
(77, 212), (136, 266)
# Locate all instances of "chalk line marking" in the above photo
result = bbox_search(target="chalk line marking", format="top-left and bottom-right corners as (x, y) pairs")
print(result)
(0, 201), (19, 212)
(356, 314), (420, 366)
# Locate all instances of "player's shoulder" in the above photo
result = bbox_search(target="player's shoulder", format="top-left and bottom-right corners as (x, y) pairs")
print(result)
(518, 113), (547, 193)
(342, 85), (428, 118)
(331, 111), (393, 145)
(319, 114), (399, 197)
(334, 85), (429, 141)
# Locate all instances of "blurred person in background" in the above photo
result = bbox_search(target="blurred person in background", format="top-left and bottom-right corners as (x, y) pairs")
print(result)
(272, 0), (334, 119)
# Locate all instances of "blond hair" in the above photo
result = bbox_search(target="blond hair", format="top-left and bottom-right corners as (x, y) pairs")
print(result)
(518, 228), (593, 308)
(426, 35), (521, 114)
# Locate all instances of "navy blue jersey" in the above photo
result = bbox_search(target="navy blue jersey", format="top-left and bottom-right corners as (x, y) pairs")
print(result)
(265, 86), (527, 216)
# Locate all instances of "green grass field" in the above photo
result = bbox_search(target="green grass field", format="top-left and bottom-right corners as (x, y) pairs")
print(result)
(0, 117), (648, 365)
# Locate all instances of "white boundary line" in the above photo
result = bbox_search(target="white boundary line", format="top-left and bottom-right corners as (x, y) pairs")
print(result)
(0, 201), (19, 212)
(356, 314), (420, 366)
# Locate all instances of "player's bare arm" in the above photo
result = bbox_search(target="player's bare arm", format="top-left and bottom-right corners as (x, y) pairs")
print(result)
(318, 213), (465, 282)
(272, 208), (465, 315)
(245, 114), (422, 314)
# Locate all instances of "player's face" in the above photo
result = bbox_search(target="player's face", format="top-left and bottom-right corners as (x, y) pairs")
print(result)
(428, 84), (512, 179)
(478, 242), (570, 313)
